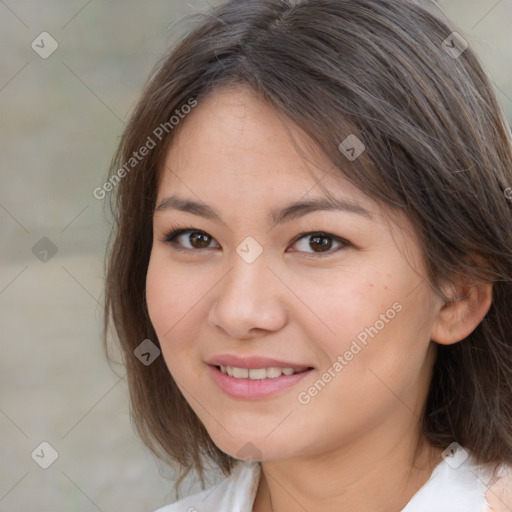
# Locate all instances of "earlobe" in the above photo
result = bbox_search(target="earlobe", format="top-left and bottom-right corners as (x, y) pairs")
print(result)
(430, 279), (493, 346)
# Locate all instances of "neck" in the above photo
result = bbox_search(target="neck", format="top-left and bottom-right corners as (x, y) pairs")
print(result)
(252, 431), (443, 512)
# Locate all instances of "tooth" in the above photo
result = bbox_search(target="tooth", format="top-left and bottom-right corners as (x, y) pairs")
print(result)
(248, 368), (267, 380)
(266, 367), (283, 378)
(222, 365), (304, 379)
(232, 367), (249, 378)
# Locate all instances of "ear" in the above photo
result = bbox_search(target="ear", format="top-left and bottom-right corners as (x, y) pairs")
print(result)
(430, 258), (493, 345)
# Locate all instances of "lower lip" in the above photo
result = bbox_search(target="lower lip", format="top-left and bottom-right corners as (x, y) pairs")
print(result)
(208, 364), (313, 399)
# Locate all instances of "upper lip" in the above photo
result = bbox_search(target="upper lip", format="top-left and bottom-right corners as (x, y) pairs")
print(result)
(207, 354), (313, 371)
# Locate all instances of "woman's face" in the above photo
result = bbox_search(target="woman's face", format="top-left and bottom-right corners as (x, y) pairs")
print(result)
(146, 86), (443, 462)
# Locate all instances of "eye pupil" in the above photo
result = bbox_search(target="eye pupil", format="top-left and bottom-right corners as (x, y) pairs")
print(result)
(310, 235), (332, 252)
(190, 232), (211, 248)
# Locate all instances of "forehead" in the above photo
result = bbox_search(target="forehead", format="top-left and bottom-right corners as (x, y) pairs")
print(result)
(157, 85), (375, 213)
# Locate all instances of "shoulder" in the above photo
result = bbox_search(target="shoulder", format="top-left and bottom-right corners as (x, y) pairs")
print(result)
(153, 461), (261, 512)
(402, 446), (511, 512)
(484, 463), (512, 512)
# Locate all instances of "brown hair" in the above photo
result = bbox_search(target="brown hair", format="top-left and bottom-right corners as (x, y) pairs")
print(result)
(103, 0), (512, 495)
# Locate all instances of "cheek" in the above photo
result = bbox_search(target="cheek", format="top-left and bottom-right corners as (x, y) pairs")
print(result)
(145, 253), (194, 350)
(146, 250), (204, 324)
(146, 256), (175, 332)
(315, 266), (431, 376)
(298, 269), (399, 352)
(145, 253), (208, 376)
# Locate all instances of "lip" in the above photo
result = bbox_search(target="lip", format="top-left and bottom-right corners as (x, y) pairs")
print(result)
(206, 354), (313, 371)
(208, 364), (314, 400)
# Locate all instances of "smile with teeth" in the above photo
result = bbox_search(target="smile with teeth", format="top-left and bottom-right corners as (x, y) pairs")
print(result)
(218, 365), (308, 379)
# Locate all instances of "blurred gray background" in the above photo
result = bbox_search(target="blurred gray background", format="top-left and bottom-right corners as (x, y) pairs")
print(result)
(0, 1), (511, 511)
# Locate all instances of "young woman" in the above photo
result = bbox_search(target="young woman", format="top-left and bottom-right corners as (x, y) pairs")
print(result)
(103, 1), (512, 510)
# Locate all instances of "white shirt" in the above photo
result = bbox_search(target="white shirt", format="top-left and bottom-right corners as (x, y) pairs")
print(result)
(154, 445), (512, 512)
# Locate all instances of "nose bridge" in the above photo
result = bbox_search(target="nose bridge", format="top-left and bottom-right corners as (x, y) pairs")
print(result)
(220, 234), (273, 296)
(208, 242), (287, 337)
(222, 244), (274, 309)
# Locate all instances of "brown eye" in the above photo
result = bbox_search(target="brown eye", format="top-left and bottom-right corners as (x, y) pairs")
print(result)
(188, 231), (212, 249)
(162, 229), (218, 250)
(289, 232), (348, 256)
(309, 234), (333, 252)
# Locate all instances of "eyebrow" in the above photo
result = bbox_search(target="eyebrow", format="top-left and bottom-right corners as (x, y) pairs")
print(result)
(154, 194), (372, 225)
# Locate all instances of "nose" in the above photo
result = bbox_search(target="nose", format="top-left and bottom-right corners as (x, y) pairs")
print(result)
(208, 251), (288, 340)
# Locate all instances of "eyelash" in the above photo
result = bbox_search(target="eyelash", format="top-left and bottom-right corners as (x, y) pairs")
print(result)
(159, 224), (350, 258)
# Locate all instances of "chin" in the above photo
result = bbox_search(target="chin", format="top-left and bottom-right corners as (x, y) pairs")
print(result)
(209, 431), (302, 464)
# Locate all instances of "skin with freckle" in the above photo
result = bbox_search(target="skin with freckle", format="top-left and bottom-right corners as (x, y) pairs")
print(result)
(145, 86), (449, 512)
